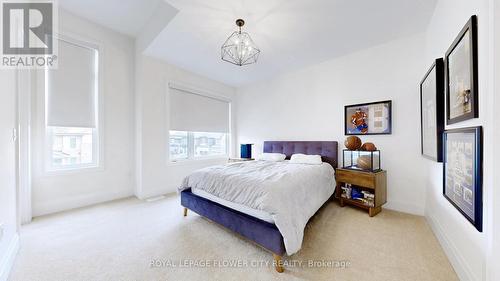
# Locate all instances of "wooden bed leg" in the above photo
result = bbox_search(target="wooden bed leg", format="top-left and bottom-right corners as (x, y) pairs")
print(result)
(183, 207), (188, 217)
(273, 254), (284, 273)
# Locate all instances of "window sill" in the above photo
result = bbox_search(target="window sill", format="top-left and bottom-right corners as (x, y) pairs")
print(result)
(43, 165), (103, 177)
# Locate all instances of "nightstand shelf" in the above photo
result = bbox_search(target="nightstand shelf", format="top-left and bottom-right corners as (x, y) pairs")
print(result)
(335, 168), (387, 217)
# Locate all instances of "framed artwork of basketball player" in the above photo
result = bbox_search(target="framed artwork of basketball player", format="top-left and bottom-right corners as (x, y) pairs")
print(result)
(344, 100), (392, 135)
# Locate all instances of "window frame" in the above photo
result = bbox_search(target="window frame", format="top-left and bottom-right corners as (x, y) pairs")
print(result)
(43, 34), (102, 173)
(167, 82), (232, 164)
(169, 131), (229, 162)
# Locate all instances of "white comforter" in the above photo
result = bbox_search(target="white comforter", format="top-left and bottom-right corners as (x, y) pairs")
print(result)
(179, 160), (336, 255)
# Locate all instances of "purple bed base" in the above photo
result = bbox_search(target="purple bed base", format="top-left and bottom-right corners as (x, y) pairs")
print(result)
(180, 141), (338, 257)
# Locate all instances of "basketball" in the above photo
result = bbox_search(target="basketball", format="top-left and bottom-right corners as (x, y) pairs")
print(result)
(344, 136), (362, 150)
(357, 155), (372, 170)
(361, 142), (377, 151)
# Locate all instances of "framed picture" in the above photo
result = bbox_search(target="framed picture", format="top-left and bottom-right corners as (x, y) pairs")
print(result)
(443, 127), (482, 232)
(344, 100), (392, 135)
(420, 59), (445, 162)
(445, 15), (478, 125)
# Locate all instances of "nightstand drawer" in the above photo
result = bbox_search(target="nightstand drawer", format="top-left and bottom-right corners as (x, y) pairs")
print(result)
(335, 169), (376, 189)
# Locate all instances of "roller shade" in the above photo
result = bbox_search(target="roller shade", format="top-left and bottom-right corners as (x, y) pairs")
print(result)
(169, 87), (229, 133)
(47, 39), (97, 128)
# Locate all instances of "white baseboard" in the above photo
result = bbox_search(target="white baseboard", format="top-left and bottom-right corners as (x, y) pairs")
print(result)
(426, 213), (477, 281)
(384, 200), (424, 216)
(136, 185), (177, 200)
(33, 190), (134, 217)
(0, 233), (20, 281)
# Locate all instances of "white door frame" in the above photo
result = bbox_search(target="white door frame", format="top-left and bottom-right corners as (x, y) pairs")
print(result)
(17, 69), (33, 225)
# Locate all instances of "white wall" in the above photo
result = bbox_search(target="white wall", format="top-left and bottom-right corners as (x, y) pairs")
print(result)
(30, 9), (136, 216)
(0, 69), (19, 280)
(27, 8), (236, 215)
(134, 55), (236, 199)
(236, 4), (499, 278)
(422, 1), (493, 280)
(236, 33), (428, 215)
(490, 1), (500, 280)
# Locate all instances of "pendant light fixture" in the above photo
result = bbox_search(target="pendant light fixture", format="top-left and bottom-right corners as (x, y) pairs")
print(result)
(221, 19), (260, 66)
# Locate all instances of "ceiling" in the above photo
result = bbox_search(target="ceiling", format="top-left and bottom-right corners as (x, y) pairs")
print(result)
(59, 0), (165, 37)
(59, 0), (437, 87)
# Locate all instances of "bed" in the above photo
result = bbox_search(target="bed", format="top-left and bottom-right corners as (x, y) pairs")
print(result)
(179, 141), (338, 272)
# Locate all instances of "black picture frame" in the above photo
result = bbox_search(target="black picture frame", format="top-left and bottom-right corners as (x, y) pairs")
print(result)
(445, 15), (478, 125)
(420, 59), (445, 162)
(344, 100), (392, 135)
(443, 126), (483, 232)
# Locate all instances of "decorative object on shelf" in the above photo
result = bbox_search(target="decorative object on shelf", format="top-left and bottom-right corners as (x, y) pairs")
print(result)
(443, 126), (482, 232)
(221, 19), (260, 66)
(341, 185), (375, 208)
(340, 183), (352, 199)
(344, 136), (362, 150)
(345, 100), (392, 135)
(420, 58), (445, 162)
(356, 155), (372, 170)
(445, 15), (478, 125)
(360, 142), (377, 151)
(343, 150), (381, 172)
(351, 187), (363, 200)
(240, 143), (253, 159)
(361, 191), (375, 207)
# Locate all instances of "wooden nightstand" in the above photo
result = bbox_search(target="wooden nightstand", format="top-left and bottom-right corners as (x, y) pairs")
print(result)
(228, 158), (255, 163)
(335, 168), (387, 217)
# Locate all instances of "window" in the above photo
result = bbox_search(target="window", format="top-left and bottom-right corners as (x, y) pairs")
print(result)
(168, 84), (230, 162)
(169, 130), (188, 160)
(48, 127), (96, 168)
(193, 132), (227, 157)
(45, 37), (99, 171)
(69, 136), (77, 148)
(169, 131), (228, 161)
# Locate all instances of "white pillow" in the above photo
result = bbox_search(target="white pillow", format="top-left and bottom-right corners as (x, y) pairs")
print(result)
(289, 154), (323, 165)
(256, 153), (286, 162)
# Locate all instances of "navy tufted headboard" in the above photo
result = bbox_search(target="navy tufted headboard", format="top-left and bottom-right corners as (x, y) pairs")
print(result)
(263, 141), (338, 168)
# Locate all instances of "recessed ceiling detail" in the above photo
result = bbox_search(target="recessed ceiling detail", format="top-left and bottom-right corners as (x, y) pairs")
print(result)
(58, 0), (438, 87)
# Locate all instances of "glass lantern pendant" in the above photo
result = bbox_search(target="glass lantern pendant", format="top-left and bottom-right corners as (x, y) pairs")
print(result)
(221, 19), (260, 66)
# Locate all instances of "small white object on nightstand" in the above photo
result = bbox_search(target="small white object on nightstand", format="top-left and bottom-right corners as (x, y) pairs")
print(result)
(228, 158), (254, 163)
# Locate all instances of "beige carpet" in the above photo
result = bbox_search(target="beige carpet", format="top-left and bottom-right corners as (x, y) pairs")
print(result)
(9, 194), (458, 281)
